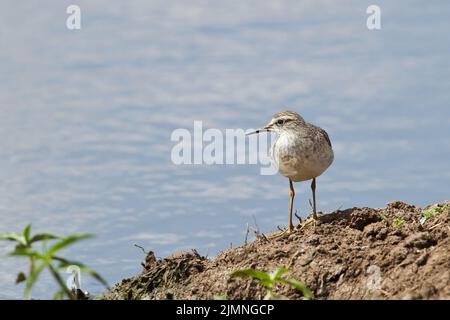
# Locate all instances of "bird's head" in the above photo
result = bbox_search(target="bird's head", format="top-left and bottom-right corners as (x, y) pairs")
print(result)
(247, 110), (305, 135)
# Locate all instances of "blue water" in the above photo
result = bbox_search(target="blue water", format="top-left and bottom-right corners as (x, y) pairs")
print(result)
(0, 1), (449, 299)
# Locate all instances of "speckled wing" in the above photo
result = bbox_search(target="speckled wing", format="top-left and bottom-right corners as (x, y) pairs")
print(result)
(318, 127), (332, 147)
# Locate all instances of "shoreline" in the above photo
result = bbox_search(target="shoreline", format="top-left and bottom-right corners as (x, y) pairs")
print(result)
(102, 201), (450, 300)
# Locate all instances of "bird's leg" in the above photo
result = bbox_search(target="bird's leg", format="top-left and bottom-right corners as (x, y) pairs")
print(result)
(300, 178), (320, 230)
(311, 178), (317, 219)
(288, 178), (295, 232)
(268, 178), (296, 239)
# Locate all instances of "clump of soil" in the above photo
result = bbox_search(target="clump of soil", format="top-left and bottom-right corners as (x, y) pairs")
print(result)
(104, 201), (450, 300)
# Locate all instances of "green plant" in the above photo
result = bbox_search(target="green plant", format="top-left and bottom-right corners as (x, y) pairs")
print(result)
(0, 224), (108, 300)
(378, 213), (392, 226)
(231, 267), (312, 300)
(379, 213), (405, 228)
(421, 205), (448, 224)
(393, 217), (406, 227)
(364, 289), (374, 300)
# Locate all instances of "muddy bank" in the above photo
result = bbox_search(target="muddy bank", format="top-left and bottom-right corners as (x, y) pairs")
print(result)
(103, 201), (450, 300)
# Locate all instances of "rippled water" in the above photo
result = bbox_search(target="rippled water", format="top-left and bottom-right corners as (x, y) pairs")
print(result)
(1, 1), (449, 299)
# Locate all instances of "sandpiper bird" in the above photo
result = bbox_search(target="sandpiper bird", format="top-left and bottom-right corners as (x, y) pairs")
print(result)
(248, 111), (334, 232)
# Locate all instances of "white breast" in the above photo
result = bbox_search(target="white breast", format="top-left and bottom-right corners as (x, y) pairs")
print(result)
(271, 132), (334, 182)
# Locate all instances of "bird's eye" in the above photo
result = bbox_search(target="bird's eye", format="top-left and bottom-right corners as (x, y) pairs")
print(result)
(277, 119), (285, 125)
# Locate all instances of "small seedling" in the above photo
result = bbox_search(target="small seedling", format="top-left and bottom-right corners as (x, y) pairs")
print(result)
(393, 217), (405, 227)
(420, 205), (448, 224)
(231, 267), (312, 300)
(378, 213), (392, 226)
(379, 213), (405, 228)
(0, 224), (108, 300)
(364, 289), (374, 300)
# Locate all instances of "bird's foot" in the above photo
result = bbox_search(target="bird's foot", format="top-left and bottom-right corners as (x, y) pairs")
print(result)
(300, 216), (320, 230)
(268, 224), (295, 239)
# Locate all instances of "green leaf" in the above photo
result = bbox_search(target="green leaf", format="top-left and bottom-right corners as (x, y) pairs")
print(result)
(270, 267), (289, 280)
(54, 256), (109, 289)
(278, 278), (313, 299)
(260, 280), (275, 288)
(24, 262), (46, 299)
(231, 269), (271, 282)
(23, 225), (32, 244)
(9, 247), (44, 260)
(16, 272), (27, 284)
(47, 263), (75, 300)
(393, 217), (405, 227)
(213, 295), (229, 300)
(0, 232), (26, 245)
(48, 234), (94, 256)
(422, 205), (447, 222)
(30, 233), (62, 244)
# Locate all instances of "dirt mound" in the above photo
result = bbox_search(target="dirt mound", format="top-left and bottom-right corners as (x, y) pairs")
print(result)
(103, 201), (450, 300)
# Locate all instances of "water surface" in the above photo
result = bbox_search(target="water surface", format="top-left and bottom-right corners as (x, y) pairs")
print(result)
(1, 1), (449, 298)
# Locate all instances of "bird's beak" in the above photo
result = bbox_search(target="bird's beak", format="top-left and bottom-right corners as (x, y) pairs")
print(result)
(246, 126), (272, 136)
